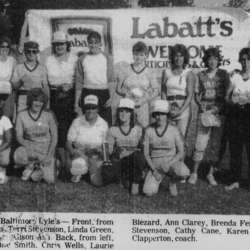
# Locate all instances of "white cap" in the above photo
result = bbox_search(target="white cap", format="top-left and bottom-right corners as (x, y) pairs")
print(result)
(52, 31), (68, 43)
(84, 95), (98, 107)
(118, 98), (135, 110)
(71, 158), (88, 176)
(201, 111), (221, 127)
(153, 100), (170, 114)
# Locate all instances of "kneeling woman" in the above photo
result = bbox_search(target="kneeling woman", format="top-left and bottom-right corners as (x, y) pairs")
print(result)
(143, 100), (190, 196)
(15, 88), (58, 183)
(102, 98), (145, 195)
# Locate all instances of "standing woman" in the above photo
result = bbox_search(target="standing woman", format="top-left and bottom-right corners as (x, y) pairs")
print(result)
(225, 48), (250, 190)
(189, 48), (229, 185)
(102, 98), (145, 195)
(11, 41), (49, 113)
(161, 44), (195, 146)
(117, 41), (159, 127)
(0, 36), (16, 120)
(45, 31), (78, 149)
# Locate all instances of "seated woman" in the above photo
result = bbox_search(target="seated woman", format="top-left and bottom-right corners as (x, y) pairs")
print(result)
(14, 88), (58, 183)
(0, 102), (12, 184)
(66, 95), (108, 186)
(102, 98), (145, 195)
(143, 100), (190, 196)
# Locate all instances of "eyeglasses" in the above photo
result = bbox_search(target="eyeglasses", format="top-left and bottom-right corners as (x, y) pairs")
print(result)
(26, 50), (38, 55)
(0, 46), (10, 49)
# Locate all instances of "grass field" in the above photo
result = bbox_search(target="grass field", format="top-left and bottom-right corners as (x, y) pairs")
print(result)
(1, 102), (250, 214)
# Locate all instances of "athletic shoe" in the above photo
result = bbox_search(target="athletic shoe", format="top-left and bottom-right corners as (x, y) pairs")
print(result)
(131, 183), (139, 195)
(188, 173), (197, 185)
(21, 164), (34, 181)
(207, 174), (217, 186)
(225, 182), (239, 191)
(71, 175), (81, 183)
(169, 183), (178, 196)
(180, 179), (186, 184)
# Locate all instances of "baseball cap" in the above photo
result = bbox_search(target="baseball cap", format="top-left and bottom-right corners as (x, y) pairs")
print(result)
(71, 158), (88, 176)
(152, 100), (170, 115)
(84, 95), (98, 109)
(52, 31), (68, 43)
(118, 98), (135, 110)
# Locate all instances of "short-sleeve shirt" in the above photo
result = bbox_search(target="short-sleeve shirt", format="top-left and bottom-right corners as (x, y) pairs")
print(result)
(108, 125), (142, 157)
(15, 109), (56, 157)
(46, 53), (78, 87)
(0, 116), (12, 146)
(67, 115), (108, 150)
(143, 122), (183, 158)
(11, 62), (48, 90)
(0, 56), (16, 93)
(118, 64), (158, 99)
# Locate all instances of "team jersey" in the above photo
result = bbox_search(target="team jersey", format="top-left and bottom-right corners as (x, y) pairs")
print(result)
(46, 53), (78, 87)
(67, 115), (108, 150)
(0, 116), (12, 146)
(195, 69), (229, 100)
(12, 62), (48, 90)
(0, 56), (16, 94)
(15, 109), (57, 157)
(162, 68), (190, 97)
(143, 122), (183, 158)
(108, 124), (143, 157)
(118, 64), (158, 99)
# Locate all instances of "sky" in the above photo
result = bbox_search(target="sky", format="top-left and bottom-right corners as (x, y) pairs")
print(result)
(194, 0), (229, 7)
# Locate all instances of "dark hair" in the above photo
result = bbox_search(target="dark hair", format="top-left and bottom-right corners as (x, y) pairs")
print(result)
(202, 47), (222, 68)
(26, 88), (48, 109)
(52, 42), (71, 54)
(132, 41), (148, 55)
(170, 44), (189, 69)
(115, 108), (135, 128)
(0, 36), (11, 55)
(87, 31), (102, 43)
(24, 41), (39, 52)
(238, 48), (250, 62)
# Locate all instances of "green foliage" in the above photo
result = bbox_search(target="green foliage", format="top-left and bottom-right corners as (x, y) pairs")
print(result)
(227, 0), (250, 11)
(138, 0), (194, 7)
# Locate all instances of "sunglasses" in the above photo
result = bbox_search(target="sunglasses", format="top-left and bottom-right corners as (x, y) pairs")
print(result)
(26, 50), (38, 55)
(0, 46), (10, 49)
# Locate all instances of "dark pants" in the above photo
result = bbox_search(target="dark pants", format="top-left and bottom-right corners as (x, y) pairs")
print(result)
(102, 150), (145, 189)
(228, 105), (250, 183)
(81, 88), (112, 126)
(50, 88), (75, 148)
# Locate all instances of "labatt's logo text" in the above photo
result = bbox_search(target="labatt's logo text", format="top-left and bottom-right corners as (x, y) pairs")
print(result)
(131, 16), (233, 38)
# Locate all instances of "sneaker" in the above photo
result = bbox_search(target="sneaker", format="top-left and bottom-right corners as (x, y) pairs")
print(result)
(207, 174), (217, 186)
(21, 164), (34, 181)
(180, 179), (186, 184)
(188, 173), (197, 185)
(131, 183), (139, 195)
(169, 183), (178, 196)
(71, 175), (81, 183)
(225, 182), (239, 191)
